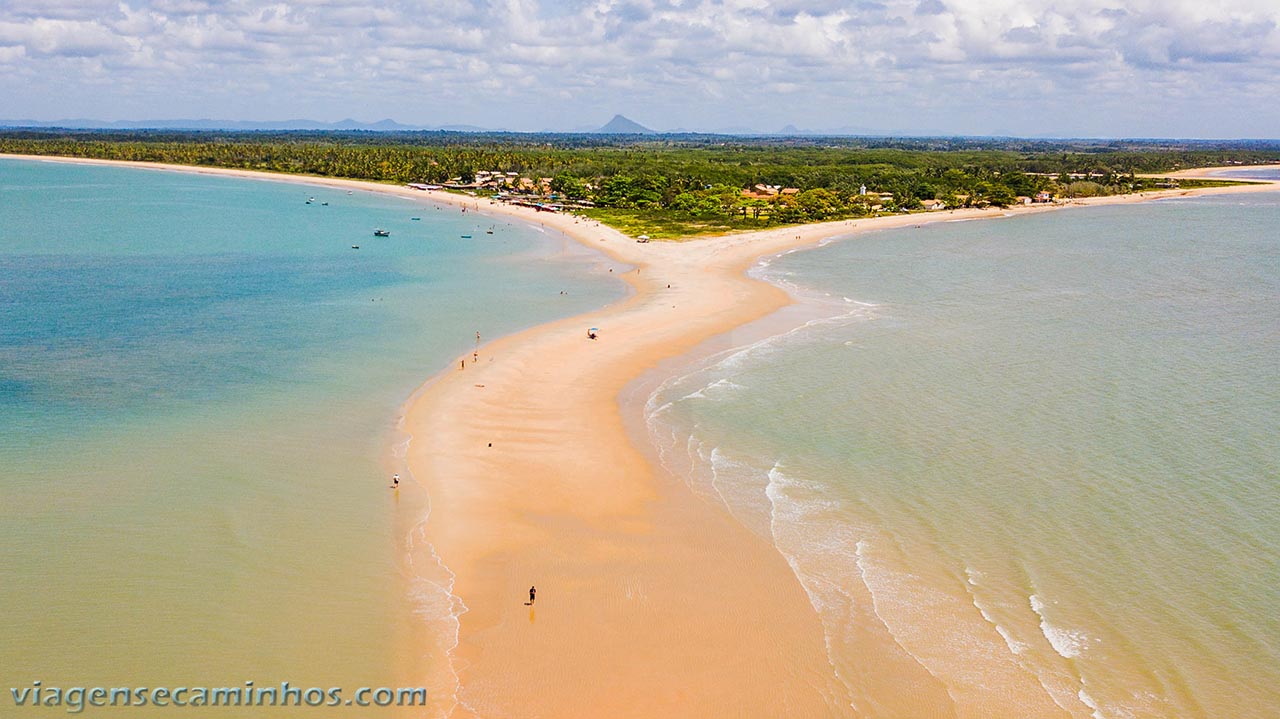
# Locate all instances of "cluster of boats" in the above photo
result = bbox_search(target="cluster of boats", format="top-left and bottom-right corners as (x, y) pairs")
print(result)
(345, 206), (496, 250)
(300, 193), (403, 250)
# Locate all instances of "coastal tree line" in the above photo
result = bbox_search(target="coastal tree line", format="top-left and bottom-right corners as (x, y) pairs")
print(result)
(3, 131), (1275, 236)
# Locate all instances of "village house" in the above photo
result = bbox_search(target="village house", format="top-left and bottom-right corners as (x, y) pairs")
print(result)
(472, 171), (514, 189)
(741, 183), (781, 199)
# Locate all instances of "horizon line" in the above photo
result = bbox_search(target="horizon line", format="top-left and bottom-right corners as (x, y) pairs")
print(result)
(3, 121), (1280, 144)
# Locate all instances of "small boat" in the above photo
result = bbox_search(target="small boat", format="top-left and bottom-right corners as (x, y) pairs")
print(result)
(460, 234), (473, 239)
(411, 217), (421, 221)
(373, 229), (390, 237)
(486, 226), (495, 234)
(351, 245), (360, 249)
(321, 202), (329, 206)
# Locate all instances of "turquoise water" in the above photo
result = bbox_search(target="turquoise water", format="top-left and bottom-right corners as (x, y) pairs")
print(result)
(649, 194), (1280, 717)
(0, 159), (624, 714)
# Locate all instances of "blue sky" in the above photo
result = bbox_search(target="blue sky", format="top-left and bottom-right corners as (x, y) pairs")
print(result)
(1, 0), (1277, 137)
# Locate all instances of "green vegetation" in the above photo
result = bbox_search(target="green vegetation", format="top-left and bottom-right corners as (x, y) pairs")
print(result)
(1143, 178), (1251, 190)
(2, 130), (1274, 237)
(580, 208), (746, 239)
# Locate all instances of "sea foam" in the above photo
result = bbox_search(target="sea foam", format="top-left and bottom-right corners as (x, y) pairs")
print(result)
(1030, 594), (1092, 659)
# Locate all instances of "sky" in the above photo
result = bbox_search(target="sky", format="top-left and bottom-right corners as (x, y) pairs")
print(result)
(0, 0), (1277, 137)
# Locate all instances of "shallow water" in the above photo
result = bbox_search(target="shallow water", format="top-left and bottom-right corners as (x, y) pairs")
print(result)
(0, 158), (624, 715)
(648, 194), (1280, 717)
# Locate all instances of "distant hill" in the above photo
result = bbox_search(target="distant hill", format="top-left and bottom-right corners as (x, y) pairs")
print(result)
(595, 114), (655, 134)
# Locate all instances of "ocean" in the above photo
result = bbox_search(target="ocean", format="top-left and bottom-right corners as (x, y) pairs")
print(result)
(647, 191), (1280, 717)
(0, 158), (624, 715)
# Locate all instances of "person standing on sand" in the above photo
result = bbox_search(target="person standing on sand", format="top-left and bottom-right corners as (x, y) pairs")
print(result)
(529, 586), (536, 605)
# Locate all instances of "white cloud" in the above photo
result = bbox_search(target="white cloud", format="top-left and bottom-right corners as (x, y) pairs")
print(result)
(0, 0), (1276, 135)
(0, 17), (126, 58)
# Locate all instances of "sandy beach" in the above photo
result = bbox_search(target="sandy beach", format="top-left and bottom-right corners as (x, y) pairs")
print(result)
(6, 152), (1276, 717)
(383, 172), (1278, 716)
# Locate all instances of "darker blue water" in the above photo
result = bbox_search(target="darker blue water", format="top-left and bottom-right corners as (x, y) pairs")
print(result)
(0, 159), (622, 443)
(1, 254), (393, 420)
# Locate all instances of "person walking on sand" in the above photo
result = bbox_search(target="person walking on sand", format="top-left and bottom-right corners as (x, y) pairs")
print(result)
(391, 473), (400, 488)
(529, 586), (536, 605)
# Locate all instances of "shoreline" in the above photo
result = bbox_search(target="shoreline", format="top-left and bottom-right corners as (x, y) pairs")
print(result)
(4, 152), (1278, 241)
(1162, 163), (1280, 178)
(5, 152), (1277, 716)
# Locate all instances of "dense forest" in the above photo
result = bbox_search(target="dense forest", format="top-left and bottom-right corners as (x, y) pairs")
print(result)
(3, 130), (1276, 236)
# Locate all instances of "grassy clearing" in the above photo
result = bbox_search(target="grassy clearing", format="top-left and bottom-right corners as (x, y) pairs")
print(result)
(1165, 178), (1258, 189)
(578, 208), (862, 240)
(578, 209), (766, 239)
